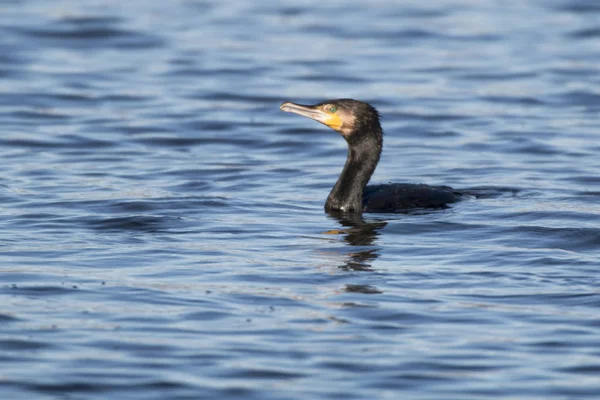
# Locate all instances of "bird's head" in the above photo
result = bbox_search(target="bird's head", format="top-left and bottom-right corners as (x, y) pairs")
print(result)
(280, 98), (381, 140)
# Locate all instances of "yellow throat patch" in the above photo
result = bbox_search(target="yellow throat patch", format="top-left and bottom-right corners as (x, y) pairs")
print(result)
(323, 112), (342, 131)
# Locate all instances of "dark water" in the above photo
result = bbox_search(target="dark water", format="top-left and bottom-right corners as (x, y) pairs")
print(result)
(1, 0), (600, 398)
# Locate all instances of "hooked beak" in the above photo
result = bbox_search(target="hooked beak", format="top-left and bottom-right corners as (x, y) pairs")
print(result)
(280, 102), (329, 124)
(280, 101), (343, 132)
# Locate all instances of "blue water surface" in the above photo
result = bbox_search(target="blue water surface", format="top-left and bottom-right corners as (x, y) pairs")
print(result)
(1, 0), (600, 399)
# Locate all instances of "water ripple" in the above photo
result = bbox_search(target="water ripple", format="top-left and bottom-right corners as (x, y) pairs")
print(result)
(1, 1), (600, 399)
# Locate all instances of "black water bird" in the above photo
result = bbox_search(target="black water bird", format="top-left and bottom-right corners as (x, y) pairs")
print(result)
(280, 98), (462, 213)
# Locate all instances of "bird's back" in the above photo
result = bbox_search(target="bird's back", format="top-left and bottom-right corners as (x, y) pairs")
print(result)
(363, 183), (462, 212)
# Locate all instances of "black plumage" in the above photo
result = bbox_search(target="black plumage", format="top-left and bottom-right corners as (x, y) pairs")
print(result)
(280, 98), (462, 213)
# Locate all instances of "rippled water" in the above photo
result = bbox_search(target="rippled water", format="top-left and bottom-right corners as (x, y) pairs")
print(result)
(1, 0), (600, 398)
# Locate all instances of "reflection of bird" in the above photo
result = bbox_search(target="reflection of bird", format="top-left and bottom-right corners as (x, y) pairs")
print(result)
(280, 99), (463, 213)
(327, 211), (386, 247)
(326, 211), (386, 272)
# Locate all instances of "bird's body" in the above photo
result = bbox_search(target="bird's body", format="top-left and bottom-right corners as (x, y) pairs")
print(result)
(363, 183), (461, 212)
(280, 98), (462, 213)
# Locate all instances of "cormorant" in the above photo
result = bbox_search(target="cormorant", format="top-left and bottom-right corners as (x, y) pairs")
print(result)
(280, 98), (463, 213)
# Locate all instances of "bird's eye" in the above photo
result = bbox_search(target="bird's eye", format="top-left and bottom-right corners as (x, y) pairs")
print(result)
(328, 106), (337, 113)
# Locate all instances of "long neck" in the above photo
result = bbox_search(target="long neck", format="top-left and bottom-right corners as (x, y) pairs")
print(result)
(325, 134), (381, 213)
